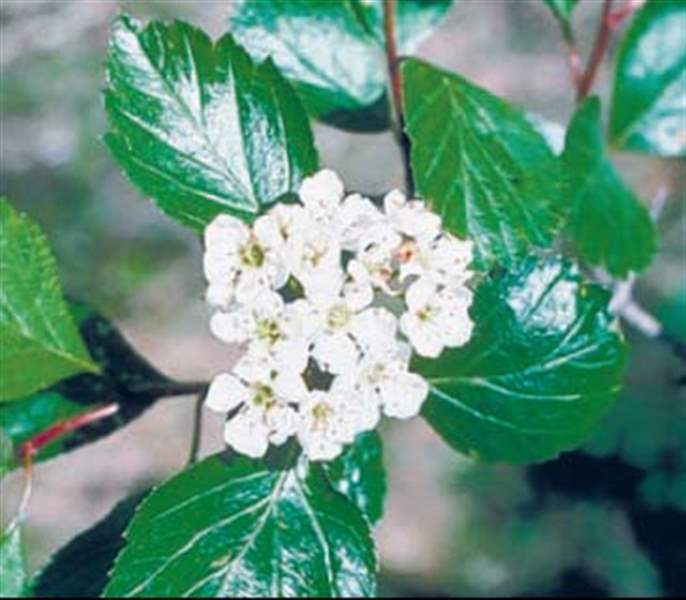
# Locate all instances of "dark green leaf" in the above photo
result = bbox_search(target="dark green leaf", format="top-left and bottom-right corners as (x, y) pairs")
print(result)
(0, 527), (27, 598)
(33, 492), (148, 598)
(324, 431), (386, 524)
(0, 200), (98, 402)
(610, 0), (686, 156)
(563, 97), (656, 277)
(105, 15), (318, 229)
(105, 453), (377, 597)
(230, 0), (451, 131)
(403, 59), (564, 269)
(414, 258), (627, 464)
(0, 305), (171, 470)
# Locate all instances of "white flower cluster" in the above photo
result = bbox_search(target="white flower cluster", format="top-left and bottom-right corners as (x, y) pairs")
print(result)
(204, 170), (474, 461)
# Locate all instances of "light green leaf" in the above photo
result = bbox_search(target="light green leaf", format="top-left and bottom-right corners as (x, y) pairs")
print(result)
(0, 200), (97, 402)
(403, 59), (564, 269)
(0, 527), (27, 598)
(32, 492), (148, 598)
(324, 431), (386, 524)
(563, 97), (657, 277)
(230, 0), (452, 131)
(0, 304), (171, 470)
(610, 0), (686, 156)
(105, 15), (318, 230)
(413, 258), (627, 464)
(105, 454), (377, 597)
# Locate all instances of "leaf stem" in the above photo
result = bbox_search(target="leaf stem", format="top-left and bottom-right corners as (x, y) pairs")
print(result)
(186, 392), (206, 466)
(577, 0), (644, 101)
(383, 0), (414, 196)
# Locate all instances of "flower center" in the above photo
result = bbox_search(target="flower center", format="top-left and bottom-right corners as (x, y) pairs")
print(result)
(327, 304), (351, 329)
(312, 401), (332, 423)
(256, 319), (282, 345)
(303, 242), (326, 268)
(394, 239), (417, 264)
(239, 239), (265, 268)
(417, 305), (435, 322)
(251, 383), (276, 409)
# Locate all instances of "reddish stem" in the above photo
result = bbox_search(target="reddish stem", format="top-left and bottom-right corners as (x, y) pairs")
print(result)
(20, 402), (120, 461)
(576, 0), (644, 101)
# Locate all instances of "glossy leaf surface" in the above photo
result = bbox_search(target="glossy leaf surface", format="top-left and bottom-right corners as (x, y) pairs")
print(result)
(105, 454), (377, 597)
(324, 430), (386, 525)
(563, 98), (656, 277)
(0, 304), (171, 470)
(105, 15), (318, 229)
(0, 528), (26, 598)
(0, 200), (97, 402)
(414, 258), (627, 463)
(403, 59), (563, 269)
(33, 492), (148, 598)
(230, 0), (451, 131)
(610, 0), (686, 156)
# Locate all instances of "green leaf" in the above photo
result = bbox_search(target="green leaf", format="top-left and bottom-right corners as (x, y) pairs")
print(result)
(33, 492), (148, 598)
(0, 305), (170, 470)
(105, 453), (377, 597)
(413, 257), (627, 464)
(563, 97), (656, 277)
(610, 0), (686, 156)
(541, 0), (579, 37)
(105, 15), (318, 230)
(0, 527), (27, 598)
(0, 200), (97, 402)
(230, 0), (452, 131)
(323, 431), (386, 524)
(402, 59), (564, 269)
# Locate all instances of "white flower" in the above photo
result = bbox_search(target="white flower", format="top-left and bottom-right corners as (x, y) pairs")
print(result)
(210, 291), (313, 373)
(298, 169), (344, 223)
(400, 277), (474, 358)
(309, 261), (374, 374)
(333, 341), (429, 424)
(297, 390), (359, 460)
(334, 193), (385, 251)
(396, 233), (473, 287)
(383, 189), (441, 241)
(204, 214), (289, 306)
(289, 222), (342, 300)
(205, 353), (307, 458)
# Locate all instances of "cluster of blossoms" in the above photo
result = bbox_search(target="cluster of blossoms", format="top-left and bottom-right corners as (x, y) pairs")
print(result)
(203, 170), (474, 461)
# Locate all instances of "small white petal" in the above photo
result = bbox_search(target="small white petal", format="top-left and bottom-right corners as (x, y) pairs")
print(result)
(405, 277), (437, 311)
(299, 169), (344, 222)
(312, 333), (359, 374)
(224, 413), (270, 458)
(206, 373), (248, 413)
(204, 214), (249, 251)
(400, 313), (444, 358)
(205, 282), (234, 309)
(210, 309), (253, 344)
(381, 372), (428, 419)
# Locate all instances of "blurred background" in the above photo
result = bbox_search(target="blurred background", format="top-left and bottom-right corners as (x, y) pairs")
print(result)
(1, 0), (684, 596)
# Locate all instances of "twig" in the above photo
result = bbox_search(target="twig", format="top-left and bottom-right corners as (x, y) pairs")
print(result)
(577, 0), (615, 101)
(8, 402), (120, 533)
(576, 0), (645, 101)
(383, 0), (414, 196)
(187, 391), (207, 466)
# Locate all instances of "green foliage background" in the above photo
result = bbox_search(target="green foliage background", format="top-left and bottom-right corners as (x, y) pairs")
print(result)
(0, 0), (683, 597)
